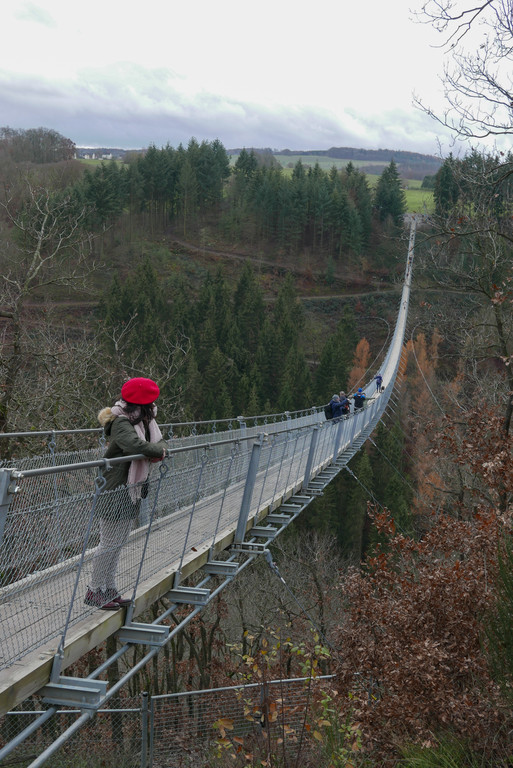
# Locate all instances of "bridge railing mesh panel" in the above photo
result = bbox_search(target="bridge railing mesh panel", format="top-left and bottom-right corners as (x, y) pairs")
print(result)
(0, 423), (318, 669)
(150, 676), (335, 767)
(0, 676), (336, 768)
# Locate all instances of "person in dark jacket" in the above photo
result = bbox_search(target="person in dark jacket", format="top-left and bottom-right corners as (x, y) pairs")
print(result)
(85, 377), (167, 611)
(339, 391), (351, 416)
(329, 394), (343, 420)
(351, 388), (366, 411)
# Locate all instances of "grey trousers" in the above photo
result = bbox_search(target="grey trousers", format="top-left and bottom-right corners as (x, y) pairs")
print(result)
(89, 517), (132, 591)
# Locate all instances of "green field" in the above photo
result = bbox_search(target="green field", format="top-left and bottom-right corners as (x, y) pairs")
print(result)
(228, 153), (389, 173)
(403, 186), (434, 213)
(79, 158), (123, 166)
(273, 154), (388, 172)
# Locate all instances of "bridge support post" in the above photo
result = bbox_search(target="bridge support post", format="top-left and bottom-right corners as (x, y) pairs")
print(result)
(0, 469), (18, 549)
(141, 691), (149, 768)
(235, 436), (263, 544)
(332, 418), (344, 463)
(302, 426), (319, 490)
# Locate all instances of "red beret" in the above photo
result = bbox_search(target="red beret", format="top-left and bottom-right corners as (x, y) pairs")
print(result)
(121, 377), (160, 405)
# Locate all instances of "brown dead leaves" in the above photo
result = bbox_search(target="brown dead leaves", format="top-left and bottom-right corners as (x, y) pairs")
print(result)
(332, 507), (507, 761)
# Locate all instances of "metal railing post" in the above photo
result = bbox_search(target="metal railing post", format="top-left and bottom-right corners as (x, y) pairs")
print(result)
(349, 410), (359, 443)
(148, 695), (155, 768)
(302, 426), (319, 490)
(141, 691), (149, 768)
(0, 468), (17, 549)
(332, 418), (344, 463)
(235, 436), (263, 543)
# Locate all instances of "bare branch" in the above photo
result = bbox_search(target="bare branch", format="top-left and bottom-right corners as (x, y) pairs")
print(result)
(414, 0), (513, 141)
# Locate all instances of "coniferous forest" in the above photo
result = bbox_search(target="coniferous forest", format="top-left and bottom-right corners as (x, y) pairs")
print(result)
(1, 56), (513, 766)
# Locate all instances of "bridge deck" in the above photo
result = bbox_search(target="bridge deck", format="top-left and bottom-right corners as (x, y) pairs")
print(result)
(0, 423), (346, 715)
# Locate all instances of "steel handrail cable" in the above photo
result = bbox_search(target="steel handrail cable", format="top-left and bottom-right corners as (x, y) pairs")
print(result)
(0, 406), (323, 444)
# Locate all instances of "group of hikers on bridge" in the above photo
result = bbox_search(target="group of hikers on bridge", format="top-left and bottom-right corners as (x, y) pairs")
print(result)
(325, 373), (384, 421)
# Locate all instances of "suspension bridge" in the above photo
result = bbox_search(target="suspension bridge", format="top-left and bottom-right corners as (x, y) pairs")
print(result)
(0, 221), (416, 767)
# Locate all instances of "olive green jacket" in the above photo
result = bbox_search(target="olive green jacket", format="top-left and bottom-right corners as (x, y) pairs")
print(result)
(98, 408), (167, 493)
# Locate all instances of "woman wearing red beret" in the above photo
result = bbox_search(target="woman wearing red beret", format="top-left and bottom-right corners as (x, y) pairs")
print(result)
(85, 378), (167, 611)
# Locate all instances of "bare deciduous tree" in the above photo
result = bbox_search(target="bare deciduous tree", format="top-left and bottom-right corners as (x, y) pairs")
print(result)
(0, 177), (97, 435)
(414, 0), (513, 142)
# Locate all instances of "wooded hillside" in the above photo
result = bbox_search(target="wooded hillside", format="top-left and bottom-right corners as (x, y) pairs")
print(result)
(1, 120), (513, 766)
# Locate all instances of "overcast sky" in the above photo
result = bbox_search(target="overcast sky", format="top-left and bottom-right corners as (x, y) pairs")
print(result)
(1, 0), (478, 156)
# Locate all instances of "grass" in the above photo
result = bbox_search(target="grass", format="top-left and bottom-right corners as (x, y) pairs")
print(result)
(404, 187), (434, 213)
(273, 154), (389, 172)
(78, 158), (124, 166)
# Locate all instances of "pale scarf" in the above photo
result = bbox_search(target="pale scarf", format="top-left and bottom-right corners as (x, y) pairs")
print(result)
(111, 400), (163, 501)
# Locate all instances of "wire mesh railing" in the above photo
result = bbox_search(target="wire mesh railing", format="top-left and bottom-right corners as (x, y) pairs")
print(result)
(0, 391), (394, 673)
(0, 676), (336, 768)
(0, 406), (325, 464)
(0, 421), (316, 670)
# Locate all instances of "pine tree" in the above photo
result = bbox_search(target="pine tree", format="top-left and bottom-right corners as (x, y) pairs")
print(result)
(278, 347), (312, 411)
(287, 160), (308, 251)
(202, 346), (233, 419)
(434, 154), (460, 217)
(345, 163), (373, 245)
(374, 159), (407, 227)
(81, 160), (126, 230)
(101, 258), (169, 362)
(314, 306), (358, 400)
(232, 263), (265, 370)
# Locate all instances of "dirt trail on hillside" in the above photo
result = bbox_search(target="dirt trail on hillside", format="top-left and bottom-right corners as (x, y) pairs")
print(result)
(166, 235), (402, 301)
(19, 238), (401, 320)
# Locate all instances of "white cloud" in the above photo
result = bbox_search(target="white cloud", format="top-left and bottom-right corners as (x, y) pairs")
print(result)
(14, 1), (56, 27)
(0, 0), (480, 154)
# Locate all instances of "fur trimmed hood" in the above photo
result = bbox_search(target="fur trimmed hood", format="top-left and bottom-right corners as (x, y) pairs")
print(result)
(98, 407), (116, 428)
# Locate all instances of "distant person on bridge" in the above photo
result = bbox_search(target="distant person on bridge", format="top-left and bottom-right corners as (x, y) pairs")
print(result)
(351, 388), (366, 411)
(85, 377), (167, 611)
(374, 373), (383, 393)
(329, 394), (345, 420)
(339, 391), (351, 416)
(325, 394), (340, 420)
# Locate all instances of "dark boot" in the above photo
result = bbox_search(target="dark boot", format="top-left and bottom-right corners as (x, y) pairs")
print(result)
(84, 587), (121, 611)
